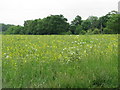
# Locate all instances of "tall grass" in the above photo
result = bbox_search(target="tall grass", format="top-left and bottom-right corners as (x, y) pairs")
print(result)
(2, 35), (118, 88)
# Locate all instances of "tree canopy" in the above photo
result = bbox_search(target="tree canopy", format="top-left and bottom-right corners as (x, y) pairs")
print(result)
(1, 10), (119, 35)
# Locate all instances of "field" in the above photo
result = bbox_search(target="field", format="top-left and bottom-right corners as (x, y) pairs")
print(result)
(2, 35), (118, 88)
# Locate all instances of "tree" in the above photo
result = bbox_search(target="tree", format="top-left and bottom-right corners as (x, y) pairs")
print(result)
(87, 16), (99, 30)
(2, 11), (119, 35)
(71, 15), (82, 26)
(75, 25), (82, 34)
(4, 25), (23, 34)
(24, 15), (69, 35)
(70, 15), (82, 34)
(81, 20), (91, 31)
(98, 10), (118, 33)
(1, 24), (14, 33)
(43, 15), (69, 34)
(24, 20), (35, 34)
(79, 30), (86, 35)
(103, 28), (112, 34)
(106, 14), (120, 34)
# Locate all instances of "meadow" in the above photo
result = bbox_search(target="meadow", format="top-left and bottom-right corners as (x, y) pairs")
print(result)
(2, 35), (118, 88)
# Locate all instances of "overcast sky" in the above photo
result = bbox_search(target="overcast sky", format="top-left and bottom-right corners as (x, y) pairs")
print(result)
(0, 0), (119, 26)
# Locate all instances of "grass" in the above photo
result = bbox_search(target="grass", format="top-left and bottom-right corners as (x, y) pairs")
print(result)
(0, 34), (2, 89)
(2, 34), (118, 88)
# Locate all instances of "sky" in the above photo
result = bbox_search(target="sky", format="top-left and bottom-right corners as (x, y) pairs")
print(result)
(0, 0), (119, 26)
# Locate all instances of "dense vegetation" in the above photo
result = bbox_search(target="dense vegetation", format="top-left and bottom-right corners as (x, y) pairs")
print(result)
(2, 35), (118, 88)
(1, 10), (119, 35)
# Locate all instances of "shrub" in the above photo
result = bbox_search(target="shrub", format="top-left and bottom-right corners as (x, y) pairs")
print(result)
(60, 31), (72, 35)
(85, 29), (94, 35)
(93, 28), (100, 34)
(103, 28), (113, 34)
(79, 30), (86, 35)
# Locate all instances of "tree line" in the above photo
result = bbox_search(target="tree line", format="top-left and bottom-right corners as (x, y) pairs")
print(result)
(1, 10), (120, 35)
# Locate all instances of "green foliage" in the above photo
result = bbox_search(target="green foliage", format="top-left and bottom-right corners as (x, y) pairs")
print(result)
(106, 14), (120, 34)
(71, 15), (82, 26)
(1, 10), (118, 35)
(75, 25), (82, 34)
(24, 15), (69, 35)
(4, 25), (23, 34)
(85, 29), (94, 35)
(103, 28), (113, 34)
(69, 25), (76, 34)
(60, 31), (72, 35)
(70, 15), (82, 34)
(0, 24), (2, 34)
(81, 20), (91, 30)
(24, 19), (36, 34)
(87, 16), (99, 29)
(2, 35), (118, 88)
(92, 28), (100, 34)
(79, 30), (86, 35)
(98, 15), (109, 29)
(0, 24), (15, 34)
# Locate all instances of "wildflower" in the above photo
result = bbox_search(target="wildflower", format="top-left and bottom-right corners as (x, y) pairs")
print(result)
(90, 46), (92, 48)
(6, 55), (9, 58)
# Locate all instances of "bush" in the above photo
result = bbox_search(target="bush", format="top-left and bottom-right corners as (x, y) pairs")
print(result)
(103, 28), (113, 34)
(75, 25), (82, 35)
(79, 30), (86, 35)
(60, 31), (72, 35)
(85, 29), (94, 35)
(93, 28), (100, 34)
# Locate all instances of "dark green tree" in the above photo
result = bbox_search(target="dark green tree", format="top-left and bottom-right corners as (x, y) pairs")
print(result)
(24, 15), (69, 35)
(4, 25), (23, 34)
(106, 14), (120, 34)
(24, 20), (35, 34)
(43, 15), (69, 34)
(71, 15), (82, 26)
(98, 10), (118, 33)
(81, 20), (91, 31)
(70, 15), (82, 34)
(87, 16), (99, 29)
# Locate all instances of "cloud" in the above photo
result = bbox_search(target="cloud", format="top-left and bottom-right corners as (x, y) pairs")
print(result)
(0, 0), (118, 25)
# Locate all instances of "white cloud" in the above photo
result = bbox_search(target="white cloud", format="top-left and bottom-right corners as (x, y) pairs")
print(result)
(0, 0), (119, 25)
